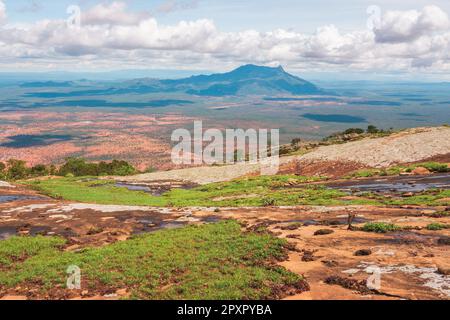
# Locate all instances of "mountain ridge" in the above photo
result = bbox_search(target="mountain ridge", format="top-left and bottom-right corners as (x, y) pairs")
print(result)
(161, 64), (323, 96)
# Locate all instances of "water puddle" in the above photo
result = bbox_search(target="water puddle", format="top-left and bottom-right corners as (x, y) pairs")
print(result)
(0, 226), (51, 240)
(91, 180), (199, 197)
(0, 194), (45, 203)
(329, 173), (450, 194)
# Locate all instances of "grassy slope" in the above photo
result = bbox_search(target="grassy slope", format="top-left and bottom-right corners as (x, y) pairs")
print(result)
(0, 221), (303, 299)
(25, 175), (450, 207)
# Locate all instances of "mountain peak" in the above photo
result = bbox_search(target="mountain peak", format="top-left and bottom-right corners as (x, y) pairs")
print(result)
(227, 64), (290, 80)
(165, 64), (322, 96)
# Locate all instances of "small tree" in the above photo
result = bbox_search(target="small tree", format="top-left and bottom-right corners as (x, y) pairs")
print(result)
(343, 128), (364, 135)
(30, 164), (49, 177)
(0, 162), (6, 180)
(367, 125), (379, 134)
(7, 159), (29, 180)
(291, 138), (302, 146)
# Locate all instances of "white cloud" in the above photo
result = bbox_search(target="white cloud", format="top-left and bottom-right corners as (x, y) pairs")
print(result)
(157, 0), (200, 14)
(375, 5), (449, 43)
(0, 2), (449, 75)
(0, 0), (7, 25)
(82, 1), (151, 26)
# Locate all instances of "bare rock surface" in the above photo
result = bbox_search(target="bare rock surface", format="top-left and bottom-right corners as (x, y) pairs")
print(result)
(300, 126), (450, 168)
(122, 126), (450, 184)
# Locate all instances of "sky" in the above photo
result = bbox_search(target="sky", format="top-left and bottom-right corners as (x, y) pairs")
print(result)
(1, 0), (450, 80)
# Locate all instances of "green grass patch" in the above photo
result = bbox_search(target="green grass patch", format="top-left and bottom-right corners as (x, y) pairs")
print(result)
(0, 221), (303, 299)
(23, 174), (450, 207)
(361, 222), (402, 233)
(426, 223), (450, 231)
(346, 162), (449, 179)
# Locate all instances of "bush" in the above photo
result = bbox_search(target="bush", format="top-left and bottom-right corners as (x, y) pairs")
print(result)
(6, 159), (29, 180)
(420, 162), (450, 173)
(262, 198), (276, 207)
(58, 158), (137, 177)
(30, 164), (49, 177)
(427, 223), (449, 231)
(343, 128), (364, 135)
(362, 222), (401, 233)
(367, 125), (379, 134)
(0, 162), (6, 180)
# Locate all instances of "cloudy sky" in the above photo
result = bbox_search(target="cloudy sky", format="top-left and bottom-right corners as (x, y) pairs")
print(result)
(1, 0), (450, 79)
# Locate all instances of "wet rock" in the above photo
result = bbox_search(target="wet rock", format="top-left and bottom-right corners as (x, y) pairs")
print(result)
(325, 276), (373, 295)
(0, 181), (15, 188)
(314, 229), (334, 236)
(322, 260), (339, 268)
(437, 237), (450, 245)
(411, 167), (431, 175)
(86, 227), (104, 235)
(354, 249), (372, 256)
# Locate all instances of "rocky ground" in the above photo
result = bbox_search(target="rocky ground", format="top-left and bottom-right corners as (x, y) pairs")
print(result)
(123, 126), (450, 184)
(1, 174), (449, 300)
(1, 125), (449, 300)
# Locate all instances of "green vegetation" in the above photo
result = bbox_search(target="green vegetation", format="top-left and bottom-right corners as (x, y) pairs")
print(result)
(324, 125), (394, 144)
(426, 223), (450, 231)
(347, 161), (450, 178)
(362, 222), (402, 233)
(58, 157), (136, 177)
(24, 173), (450, 207)
(0, 158), (137, 181)
(0, 221), (304, 300)
(382, 189), (450, 206)
(24, 175), (382, 207)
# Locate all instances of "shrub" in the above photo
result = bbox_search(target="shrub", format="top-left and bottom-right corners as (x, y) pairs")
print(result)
(362, 222), (401, 233)
(58, 157), (137, 177)
(367, 125), (379, 134)
(262, 198), (276, 207)
(30, 164), (49, 177)
(6, 159), (29, 180)
(426, 223), (449, 231)
(0, 162), (6, 180)
(343, 128), (364, 135)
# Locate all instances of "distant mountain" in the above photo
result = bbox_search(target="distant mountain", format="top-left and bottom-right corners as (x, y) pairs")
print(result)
(16, 64), (323, 98)
(161, 64), (322, 96)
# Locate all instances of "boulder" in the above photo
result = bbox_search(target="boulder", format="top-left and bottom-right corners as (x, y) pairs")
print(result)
(411, 167), (431, 175)
(0, 181), (14, 188)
